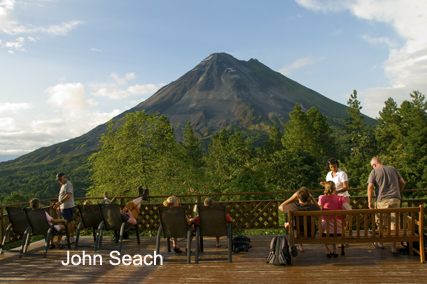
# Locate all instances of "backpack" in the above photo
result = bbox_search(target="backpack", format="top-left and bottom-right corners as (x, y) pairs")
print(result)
(233, 235), (252, 253)
(266, 236), (292, 266)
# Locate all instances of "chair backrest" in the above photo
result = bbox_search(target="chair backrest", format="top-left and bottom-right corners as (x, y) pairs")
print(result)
(6, 207), (30, 234)
(24, 208), (51, 236)
(158, 206), (189, 238)
(77, 204), (102, 229)
(198, 205), (228, 237)
(98, 204), (123, 231)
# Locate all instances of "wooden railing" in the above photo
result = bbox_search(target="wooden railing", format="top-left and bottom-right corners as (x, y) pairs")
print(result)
(1, 188), (426, 247)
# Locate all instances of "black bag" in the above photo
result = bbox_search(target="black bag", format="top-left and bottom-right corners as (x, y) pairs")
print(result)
(400, 231), (427, 254)
(233, 235), (252, 253)
(266, 235), (292, 266)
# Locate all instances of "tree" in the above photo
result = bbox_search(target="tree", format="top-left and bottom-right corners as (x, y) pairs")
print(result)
(88, 111), (181, 197)
(342, 90), (376, 187)
(261, 123), (284, 156)
(282, 103), (313, 153)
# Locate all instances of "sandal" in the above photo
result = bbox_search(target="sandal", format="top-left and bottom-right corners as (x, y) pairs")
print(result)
(173, 247), (183, 253)
(373, 242), (385, 249)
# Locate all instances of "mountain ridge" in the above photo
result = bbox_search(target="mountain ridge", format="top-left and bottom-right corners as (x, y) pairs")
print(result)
(1, 52), (374, 168)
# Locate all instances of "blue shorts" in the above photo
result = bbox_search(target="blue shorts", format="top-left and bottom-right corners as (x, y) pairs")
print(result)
(61, 207), (75, 222)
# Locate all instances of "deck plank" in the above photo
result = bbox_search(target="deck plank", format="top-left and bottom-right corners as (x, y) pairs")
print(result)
(0, 235), (425, 283)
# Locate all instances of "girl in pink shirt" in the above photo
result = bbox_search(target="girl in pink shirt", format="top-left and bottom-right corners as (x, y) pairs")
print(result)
(318, 181), (351, 257)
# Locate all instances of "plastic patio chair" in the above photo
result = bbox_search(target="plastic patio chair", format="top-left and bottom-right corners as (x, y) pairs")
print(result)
(95, 204), (140, 253)
(156, 206), (192, 264)
(1, 207), (30, 255)
(22, 208), (70, 258)
(195, 205), (232, 263)
(75, 204), (102, 249)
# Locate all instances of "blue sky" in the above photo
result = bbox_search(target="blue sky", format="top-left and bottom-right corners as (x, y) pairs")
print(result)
(1, 0), (426, 161)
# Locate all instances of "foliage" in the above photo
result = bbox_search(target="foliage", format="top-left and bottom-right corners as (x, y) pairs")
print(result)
(3, 90), (427, 207)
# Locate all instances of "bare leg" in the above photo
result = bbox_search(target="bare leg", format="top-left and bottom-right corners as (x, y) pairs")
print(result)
(132, 197), (142, 209)
(216, 236), (221, 247)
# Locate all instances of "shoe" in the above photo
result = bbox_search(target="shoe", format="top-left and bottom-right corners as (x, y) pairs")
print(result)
(49, 244), (56, 249)
(341, 246), (345, 256)
(326, 253), (333, 258)
(389, 251), (399, 256)
(290, 245), (298, 257)
(60, 239), (67, 245)
(69, 237), (76, 243)
(173, 247), (183, 253)
(332, 253), (339, 257)
(110, 196), (117, 204)
(373, 242), (385, 249)
(137, 186), (143, 198)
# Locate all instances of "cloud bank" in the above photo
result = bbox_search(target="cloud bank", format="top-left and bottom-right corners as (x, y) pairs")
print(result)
(296, 0), (427, 118)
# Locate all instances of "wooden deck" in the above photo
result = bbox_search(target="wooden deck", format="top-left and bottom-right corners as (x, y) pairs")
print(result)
(0, 235), (426, 283)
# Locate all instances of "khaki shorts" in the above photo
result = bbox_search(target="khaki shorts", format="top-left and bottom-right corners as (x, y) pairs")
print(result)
(375, 198), (401, 228)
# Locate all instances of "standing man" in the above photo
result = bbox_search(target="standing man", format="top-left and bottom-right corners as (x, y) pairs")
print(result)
(367, 157), (405, 253)
(53, 172), (76, 243)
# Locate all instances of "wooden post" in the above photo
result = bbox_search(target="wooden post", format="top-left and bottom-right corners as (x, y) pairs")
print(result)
(49, 200), (58, 218)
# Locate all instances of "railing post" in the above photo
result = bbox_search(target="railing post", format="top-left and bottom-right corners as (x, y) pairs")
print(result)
(49, 199), (58, 218)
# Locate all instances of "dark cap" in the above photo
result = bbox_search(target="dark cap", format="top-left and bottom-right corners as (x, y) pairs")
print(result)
(56, 172), (65, 180)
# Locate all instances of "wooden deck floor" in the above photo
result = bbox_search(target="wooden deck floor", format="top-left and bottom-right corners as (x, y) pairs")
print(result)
(0, 235), (426, 283)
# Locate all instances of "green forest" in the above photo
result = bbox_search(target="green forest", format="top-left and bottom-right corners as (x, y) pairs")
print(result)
(1, 90), (426, 205)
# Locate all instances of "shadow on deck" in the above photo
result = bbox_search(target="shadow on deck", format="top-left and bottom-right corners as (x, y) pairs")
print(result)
(0, 235), (426, 283)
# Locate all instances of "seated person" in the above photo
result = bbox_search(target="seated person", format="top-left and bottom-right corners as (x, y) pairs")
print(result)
(83, 200), (93, 205)
(318, 181), (352, 257)
(163, 195), (192, 253)
(29, 198), (67, 249)
(279, 187), (320, 252)
(191, 198), (232, 247)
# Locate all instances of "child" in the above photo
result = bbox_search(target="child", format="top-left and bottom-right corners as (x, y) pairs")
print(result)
(29, 198), (67, 249)
(191, 198), (232, 247)
(318, 181), (352, 256)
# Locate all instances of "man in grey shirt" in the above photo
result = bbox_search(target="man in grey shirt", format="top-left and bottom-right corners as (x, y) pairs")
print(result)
(367, 157), (405, 253)
(53, 172), (76, 243)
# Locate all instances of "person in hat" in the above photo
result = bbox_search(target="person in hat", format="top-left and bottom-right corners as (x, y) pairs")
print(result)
(52, 172), (76, 244)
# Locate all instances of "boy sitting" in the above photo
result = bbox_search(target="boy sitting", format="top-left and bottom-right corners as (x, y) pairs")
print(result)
(191, 198), (232, 247)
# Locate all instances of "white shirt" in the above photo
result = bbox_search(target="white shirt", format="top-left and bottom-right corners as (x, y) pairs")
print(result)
(326, 168), (349, 197)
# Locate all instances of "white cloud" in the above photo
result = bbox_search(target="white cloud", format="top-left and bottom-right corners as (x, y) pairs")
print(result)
(0, 117), (16, 131)
(92, 87), (129, 99)
(296, 0), (427, 118)
(362, 35), (396, 48)
(0, 0), (82, 36)
(86, 98), (98, 106)
(91, 48), (102, 52)
(92, 81), (161, 100)
(127, 84), (159, 95)
(27, 36), (36, 41)
(45, 82), (88, 115)
(279, 57), (322, 76)
(0, 36), (26, 51)
(110, 72), (135, 85)
(0, 102), (32, 114)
